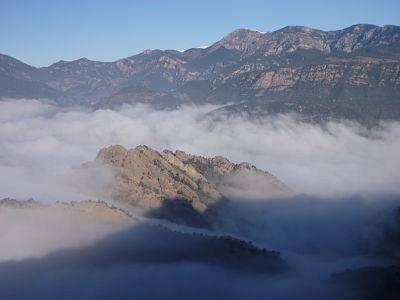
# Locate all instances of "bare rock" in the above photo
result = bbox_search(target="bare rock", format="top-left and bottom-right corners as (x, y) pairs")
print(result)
(91, 145), (291, 217)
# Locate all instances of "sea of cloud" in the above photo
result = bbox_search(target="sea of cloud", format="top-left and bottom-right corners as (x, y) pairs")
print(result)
(0, 99), (399, 202)
(0, 98), (399, 299)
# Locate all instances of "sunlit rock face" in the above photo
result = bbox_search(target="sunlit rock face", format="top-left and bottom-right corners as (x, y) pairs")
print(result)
(90, 145), (290, 216)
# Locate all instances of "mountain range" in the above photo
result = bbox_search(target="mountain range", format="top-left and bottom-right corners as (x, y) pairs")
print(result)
(1, 24), (400, 123)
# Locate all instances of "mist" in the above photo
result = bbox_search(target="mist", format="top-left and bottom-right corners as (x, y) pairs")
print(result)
(1, 99), (399, 202)
(0, 196), (398, 300)
(0, 205), (133, 261)
(1, 98), (400, 299)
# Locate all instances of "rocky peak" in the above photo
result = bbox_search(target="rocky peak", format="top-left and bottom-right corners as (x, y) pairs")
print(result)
(329, 24), (400, 52)
(74, 57), (92, 65)
(0, 54), (37, 78)
(209, 24), (400, 59)
(48, 57), (96, 68)
(276, 26), (317, 34)
(94, 145), (221, 213)
(209, 28), (267, 54)
(174, 151), (289, 195)
(91, 145), (290, 217)
(261, 26), (330, 55)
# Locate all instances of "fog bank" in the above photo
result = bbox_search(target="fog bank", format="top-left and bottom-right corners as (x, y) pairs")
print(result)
(1, 99), (399, 202)
(1, 98), (400, 299)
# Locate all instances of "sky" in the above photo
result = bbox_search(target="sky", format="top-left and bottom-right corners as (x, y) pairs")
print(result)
(0, 0), (399, 67)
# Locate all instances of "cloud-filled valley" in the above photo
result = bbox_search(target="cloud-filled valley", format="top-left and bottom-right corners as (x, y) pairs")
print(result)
(0, 98), (400, 300)
(1, 99), (399, 202)
(1, 10), (400, 299)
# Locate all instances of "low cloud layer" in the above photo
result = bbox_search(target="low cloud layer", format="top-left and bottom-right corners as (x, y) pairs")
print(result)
(0, 195), (398, 300)
(0, 205), (132, 261)
(1, 98), (400, 299)
(0, 99), (399, 202)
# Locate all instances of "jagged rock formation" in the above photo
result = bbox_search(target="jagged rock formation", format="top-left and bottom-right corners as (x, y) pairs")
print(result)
(89, 145), (289, 221)
(93, 145), (223, 213)
(1, 24), (400, 123)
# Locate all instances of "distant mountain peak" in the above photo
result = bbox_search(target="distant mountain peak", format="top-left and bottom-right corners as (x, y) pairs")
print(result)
(276, 25), (316, 33)
(225, 28), (266, 35)
(76, 57), (90, 62)
(209, 28), (266, 53)
(1, 23), (400, 121)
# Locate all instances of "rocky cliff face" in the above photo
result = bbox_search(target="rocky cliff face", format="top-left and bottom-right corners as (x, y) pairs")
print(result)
(1, 24), (400, 122)
(89, 145), (289, 219)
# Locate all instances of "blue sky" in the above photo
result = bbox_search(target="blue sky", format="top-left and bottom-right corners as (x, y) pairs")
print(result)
(0, 0), (399, 66)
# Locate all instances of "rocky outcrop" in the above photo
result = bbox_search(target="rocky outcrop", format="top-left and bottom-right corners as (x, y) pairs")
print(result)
(208, 28), (267, 55)
(89, 145), (290, 217)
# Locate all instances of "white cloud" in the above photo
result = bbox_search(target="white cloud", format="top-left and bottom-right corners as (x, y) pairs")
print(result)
(0, 99), (399, 202)
(0, 99), (399, 299)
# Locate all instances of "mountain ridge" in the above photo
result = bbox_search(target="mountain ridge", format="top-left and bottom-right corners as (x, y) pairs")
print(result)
(1, 23), (400, 123)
